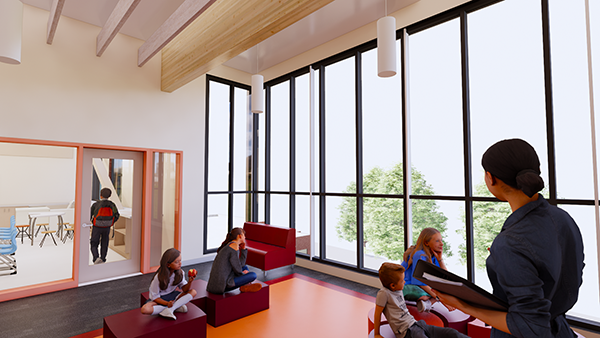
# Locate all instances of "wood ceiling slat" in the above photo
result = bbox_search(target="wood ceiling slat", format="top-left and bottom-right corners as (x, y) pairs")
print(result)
(160, 0), (334, 93)
(46, 0), (65, 45)
(96, 0), (142, 57)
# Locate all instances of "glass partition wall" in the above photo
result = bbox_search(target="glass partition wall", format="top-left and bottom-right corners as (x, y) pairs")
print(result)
(0, 142), (77, 290)
(204, 0), (600, 328)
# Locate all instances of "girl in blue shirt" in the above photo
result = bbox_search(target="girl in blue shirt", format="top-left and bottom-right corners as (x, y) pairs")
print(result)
(402, 227), (454, 313)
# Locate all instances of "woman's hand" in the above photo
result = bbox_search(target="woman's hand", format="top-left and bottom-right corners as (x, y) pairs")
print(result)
(242, 270), (249, 274)
(166, 300), (174, 308)
(434, 290), (466, 312)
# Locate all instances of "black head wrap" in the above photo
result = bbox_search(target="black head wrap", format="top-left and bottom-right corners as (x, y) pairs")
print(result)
(481, 139), (544, 197)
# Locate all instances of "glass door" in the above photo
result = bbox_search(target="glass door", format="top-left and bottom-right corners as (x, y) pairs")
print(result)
(78, 148), (143, 284)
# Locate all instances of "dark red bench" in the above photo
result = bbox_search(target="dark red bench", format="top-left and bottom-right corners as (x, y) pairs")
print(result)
(103, 302), (206, 338)
(243, 222), (295, 275)
(204, 280), (269, 327)
(140, 279), (269, 327)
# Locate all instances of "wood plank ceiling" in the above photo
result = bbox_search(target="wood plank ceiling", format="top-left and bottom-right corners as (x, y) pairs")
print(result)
(43, 0), (334, 93)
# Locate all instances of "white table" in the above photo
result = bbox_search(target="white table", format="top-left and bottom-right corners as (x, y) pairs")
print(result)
(28, 212), (66, 246)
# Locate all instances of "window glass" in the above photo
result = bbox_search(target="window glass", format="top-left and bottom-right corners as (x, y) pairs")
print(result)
(207, 81), (230, 192)
(150, 152), (178, 267)
(325, 57), (356, 193)
(409, 18), (464, 196)
(270, 81), (290, 192)
(296, 73), (311, 192)
(549, 0), (593, 199)
(270, 194), (289, 228)
(561, 205), (600, 323)
(362, 197), (404, 271)
(206, 194), (228, 250)
(233, 87), (250, 191)
(362, 45), (403, 189)
(0, 143), (76, 290)
(232, 193), (247, 228)
(468, 0), (548, 194)
(327, 196), (356, 265)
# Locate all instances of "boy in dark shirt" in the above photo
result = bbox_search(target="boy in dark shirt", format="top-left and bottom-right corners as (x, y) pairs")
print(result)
(90, 188), (120, 264)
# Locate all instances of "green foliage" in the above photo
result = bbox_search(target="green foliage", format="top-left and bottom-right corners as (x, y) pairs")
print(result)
(457, 183), (511, 270)
(336, 163), (450, 262)
(458, 183), (549, 270)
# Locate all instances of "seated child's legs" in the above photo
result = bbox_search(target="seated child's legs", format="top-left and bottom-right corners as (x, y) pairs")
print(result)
(414, 320), (469, 338)
(232, 271), (257, 289)
(403, 284), (430, 301)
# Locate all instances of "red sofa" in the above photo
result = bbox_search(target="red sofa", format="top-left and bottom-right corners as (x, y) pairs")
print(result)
(243, 222), (295, 274)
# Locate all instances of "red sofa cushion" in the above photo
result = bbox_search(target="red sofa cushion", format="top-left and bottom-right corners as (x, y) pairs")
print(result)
(244, 222), (293, 248)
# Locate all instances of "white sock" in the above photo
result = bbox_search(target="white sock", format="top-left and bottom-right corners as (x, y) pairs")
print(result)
(151, 305), (167, 315)
(172, 293), (193, 311)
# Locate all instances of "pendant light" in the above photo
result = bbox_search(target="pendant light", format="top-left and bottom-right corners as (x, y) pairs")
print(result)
(251, 45), (264, 113)
(377, 0), (396, 77)
(0, 0), (23, 65)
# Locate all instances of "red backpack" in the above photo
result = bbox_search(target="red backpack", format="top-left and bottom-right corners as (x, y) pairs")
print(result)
(93, 201), (116, 228)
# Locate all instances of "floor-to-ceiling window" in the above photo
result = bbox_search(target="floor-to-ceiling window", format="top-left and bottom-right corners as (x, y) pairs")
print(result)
(204, 0), (600, 328)
(204, 76), (251, 253)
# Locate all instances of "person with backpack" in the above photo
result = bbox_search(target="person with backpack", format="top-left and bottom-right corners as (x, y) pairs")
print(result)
(90, 187), (120, 264)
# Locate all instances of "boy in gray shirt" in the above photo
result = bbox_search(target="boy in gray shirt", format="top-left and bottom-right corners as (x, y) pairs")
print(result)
(374, 262), (469, 338)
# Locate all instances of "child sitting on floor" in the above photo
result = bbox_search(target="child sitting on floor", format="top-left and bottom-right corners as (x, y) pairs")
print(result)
(374, 262), (468, 338)
(206, 227), (262, 294)
(140, 248), (197, 320)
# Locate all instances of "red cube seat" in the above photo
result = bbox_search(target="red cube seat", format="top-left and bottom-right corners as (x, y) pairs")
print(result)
(103, 302), (206, 338)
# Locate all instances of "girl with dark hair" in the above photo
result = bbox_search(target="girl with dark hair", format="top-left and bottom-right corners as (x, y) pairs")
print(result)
(140, 248), (197, 320)
(206, 227), (262, 294)
(436, 139), (585, 338)
(402, 228), (455, 313)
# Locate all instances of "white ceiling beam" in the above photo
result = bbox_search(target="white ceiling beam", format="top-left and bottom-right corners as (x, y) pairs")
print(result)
(46, 0), (65, 45)
(137, 0), (217, 67)
(96, 0), (142, 57)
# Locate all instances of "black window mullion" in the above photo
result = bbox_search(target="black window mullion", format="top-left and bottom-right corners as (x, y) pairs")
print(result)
(252, 112), (259, 222)
(228, 86), (235, 232)
(203, 77), (212, 254)
(265, 85), (272, 224)
(290, 77), (296, 229)
(319, 65), (327, 259)
(355, 51), (364, 269)
(401, 30), (410, 251)
(541, 0), (557, 205)
(460, 10), (475, 282)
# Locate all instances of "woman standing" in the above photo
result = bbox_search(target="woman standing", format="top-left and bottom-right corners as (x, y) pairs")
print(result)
(437, 138), (584, 337)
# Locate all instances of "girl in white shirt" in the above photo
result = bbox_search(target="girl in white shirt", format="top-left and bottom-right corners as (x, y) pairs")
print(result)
(140, 248), (197, 320)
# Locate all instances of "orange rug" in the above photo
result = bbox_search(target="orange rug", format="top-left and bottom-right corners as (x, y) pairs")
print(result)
(72, 274), (376, 338)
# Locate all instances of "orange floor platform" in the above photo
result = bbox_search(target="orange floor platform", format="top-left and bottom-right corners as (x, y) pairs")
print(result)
(72, 274), (376, 338)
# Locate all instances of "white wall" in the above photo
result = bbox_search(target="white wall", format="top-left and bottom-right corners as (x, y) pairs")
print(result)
(0, 5), (209, 263)
(0, 1), (471, 265)
(0, 143), (76, 206)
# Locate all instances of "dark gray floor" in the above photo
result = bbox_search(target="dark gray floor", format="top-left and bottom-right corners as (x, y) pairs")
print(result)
(0, 262), (379, 338)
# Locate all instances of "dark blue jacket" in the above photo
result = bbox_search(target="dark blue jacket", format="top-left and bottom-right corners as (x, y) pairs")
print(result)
(486, 195), (584, 337)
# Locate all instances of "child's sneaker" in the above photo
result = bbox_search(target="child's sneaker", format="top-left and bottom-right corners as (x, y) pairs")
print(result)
(240, 283), (262, 293)
(174, 304), (188, 313)
(417, 299), (432, 313)
(159, 308), (177, 320)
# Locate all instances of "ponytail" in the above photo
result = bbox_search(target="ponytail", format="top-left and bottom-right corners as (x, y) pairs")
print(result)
(217, 227), (245, 253)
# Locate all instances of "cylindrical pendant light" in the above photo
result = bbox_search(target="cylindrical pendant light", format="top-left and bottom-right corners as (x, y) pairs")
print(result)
(377, 15), (396, 77)
(251, 74), (264, 113)
(0, 0), (23, 65)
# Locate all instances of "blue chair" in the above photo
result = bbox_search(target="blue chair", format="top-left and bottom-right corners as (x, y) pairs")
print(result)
(0, 215), (17, 276)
